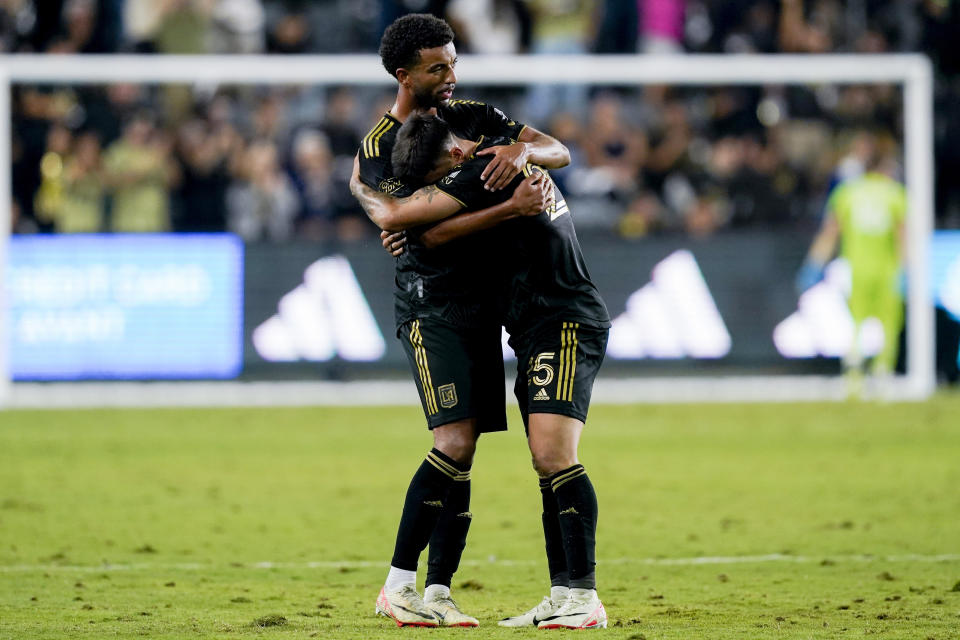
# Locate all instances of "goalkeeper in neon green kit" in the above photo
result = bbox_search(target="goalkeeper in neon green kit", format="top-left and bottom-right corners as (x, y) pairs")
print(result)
(798, 150), (906, 378)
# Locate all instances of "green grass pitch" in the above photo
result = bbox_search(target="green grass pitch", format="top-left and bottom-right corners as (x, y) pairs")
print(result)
(2, 396), (959, 639)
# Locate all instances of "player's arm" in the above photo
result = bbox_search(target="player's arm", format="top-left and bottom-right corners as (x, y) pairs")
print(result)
(419, 173), (553, 249)
(351, 154), (549, 234)
(350, 154), (463, 232)
(478, 126), (570, 191)
(796, 210), (840, 293)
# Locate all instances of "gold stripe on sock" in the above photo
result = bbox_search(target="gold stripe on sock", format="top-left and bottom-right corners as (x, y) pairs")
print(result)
(550, 465), (586, 491)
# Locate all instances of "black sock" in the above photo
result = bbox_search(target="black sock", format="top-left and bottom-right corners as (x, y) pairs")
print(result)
(539, 477), (569, 587)
(390, 449), (469, 571)
(550, 464), (598, 590)
(425, 472), (472, 588)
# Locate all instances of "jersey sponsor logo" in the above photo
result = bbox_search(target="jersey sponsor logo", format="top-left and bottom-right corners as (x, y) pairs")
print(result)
(252, 255), (386, 363)
(607, 250), (731, 359)
(438, 382), (459, 409)
(379, 177), (405, 194)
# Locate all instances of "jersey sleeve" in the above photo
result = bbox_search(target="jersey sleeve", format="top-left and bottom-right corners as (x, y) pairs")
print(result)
(478, 103), (527, 140)
(358, 152), (415, 198)
(446, 100), (526, 140)
(357, 152), (388, 190)
(432, 156), (507, 211)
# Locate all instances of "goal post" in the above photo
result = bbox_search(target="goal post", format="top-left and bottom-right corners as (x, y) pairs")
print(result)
(0, 53), (936, 404)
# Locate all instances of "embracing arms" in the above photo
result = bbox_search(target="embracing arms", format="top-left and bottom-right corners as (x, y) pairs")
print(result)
(350, 154), (551, 234)
(477, 126), (570, 191)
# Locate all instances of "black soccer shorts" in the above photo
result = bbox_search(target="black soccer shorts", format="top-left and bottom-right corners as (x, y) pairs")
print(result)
(399, 318), (508, 432)
(510, 321), (608, 430)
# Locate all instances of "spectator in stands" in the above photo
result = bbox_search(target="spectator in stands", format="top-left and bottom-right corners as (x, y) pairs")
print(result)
(593, 0), (637, 53)
(103, 112), (175, 232)
(173, 115), (239, 231)
(286, 128), (337, 240)
(446, 0), (531, 54)
(55, 131), (106, 232)
(639, 0), (686, 54)
(33, 123), (74, 230)
(209, 0), (265, 53)
(581, 93), (647, 197)
(227, 139), (298, 241)
(45, 0), (98, 53)
(523, 0), (596, 124)
(618, 190), (672, 237)
(778, 0), (838, 53)
(125, 0), (210, 54)
(265, 0), (312, 53)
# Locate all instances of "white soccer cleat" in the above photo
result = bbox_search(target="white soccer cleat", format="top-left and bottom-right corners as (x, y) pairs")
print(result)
(425, 594), (480, 627)
(536, 589), (607, 629)
(497, 595), (565, 628)
(375, 585), (440, 627)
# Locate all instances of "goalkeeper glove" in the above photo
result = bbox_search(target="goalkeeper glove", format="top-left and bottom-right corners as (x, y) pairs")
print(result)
(795, 259), (825, 295)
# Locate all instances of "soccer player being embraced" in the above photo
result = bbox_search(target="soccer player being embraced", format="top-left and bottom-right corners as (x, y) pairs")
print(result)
(350, 13), (571, 628)
(362, 113), (612, 630)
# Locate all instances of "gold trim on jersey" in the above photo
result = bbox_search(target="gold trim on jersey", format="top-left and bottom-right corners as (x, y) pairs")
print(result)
(362, 116), (395, 159)
(557, 322), (579, 402)
(549, 199), (569, 221)
(409, 320), (438, 415)
(550, 465), (586, 491)
(433, 186), (467, 209)
(427, 451), (471, 481)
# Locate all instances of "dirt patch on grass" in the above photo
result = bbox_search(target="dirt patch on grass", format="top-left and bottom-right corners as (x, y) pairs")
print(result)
(251, 614), (286, 627)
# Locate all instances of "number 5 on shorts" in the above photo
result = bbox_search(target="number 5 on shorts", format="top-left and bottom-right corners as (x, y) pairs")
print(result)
(530, 352), (555, 387)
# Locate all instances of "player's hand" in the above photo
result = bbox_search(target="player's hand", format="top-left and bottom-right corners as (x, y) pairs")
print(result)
(511, 173), (554, 217)
(381, 230), (406, 257)
(794, 258), (825, 295)
(478, 142), (530, 191)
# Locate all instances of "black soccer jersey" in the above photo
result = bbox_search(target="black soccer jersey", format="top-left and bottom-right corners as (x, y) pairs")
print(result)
(433, 136), (611, 337)
(357, 100), (527, 330)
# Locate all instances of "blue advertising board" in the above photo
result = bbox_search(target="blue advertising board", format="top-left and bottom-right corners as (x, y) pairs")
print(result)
(8, 234), (243, 379)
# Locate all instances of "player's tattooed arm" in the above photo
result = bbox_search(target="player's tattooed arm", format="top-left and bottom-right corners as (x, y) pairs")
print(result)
(350, 155), (462, 232)
(477, 126), (570, 191)
(419, 173), (553, 249)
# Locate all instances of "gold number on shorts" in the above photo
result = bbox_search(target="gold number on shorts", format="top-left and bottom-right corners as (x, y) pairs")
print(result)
(531, 352), (555, 387)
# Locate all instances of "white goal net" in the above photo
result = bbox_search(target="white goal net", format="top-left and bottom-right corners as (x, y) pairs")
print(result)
(0, 53), (936, 405)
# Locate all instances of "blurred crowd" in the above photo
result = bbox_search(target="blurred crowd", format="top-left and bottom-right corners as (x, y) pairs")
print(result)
(4, 0), (960, 241)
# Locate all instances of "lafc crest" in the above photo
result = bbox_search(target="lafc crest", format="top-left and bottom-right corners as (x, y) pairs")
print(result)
(438, 383), (458, 408)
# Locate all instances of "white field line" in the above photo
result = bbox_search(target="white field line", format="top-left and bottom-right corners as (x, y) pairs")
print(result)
(5, 375), (929, 408)
(1, 553), (958, 574)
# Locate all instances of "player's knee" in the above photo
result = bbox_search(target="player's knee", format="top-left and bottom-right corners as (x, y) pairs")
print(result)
(432, 424), (478, 465)
(530, 449), (577, 477)
(439, 439), (476, 465)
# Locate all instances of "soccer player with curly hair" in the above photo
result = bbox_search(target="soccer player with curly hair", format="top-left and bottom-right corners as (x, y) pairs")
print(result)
(350, 13), (573, 628)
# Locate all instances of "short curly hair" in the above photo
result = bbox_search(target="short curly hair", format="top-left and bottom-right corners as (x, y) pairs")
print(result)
(379, 13), (454, 79)
(391, 114), (452, 187)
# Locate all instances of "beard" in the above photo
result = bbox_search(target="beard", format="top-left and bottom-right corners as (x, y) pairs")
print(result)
(412, 86), (447, 110)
